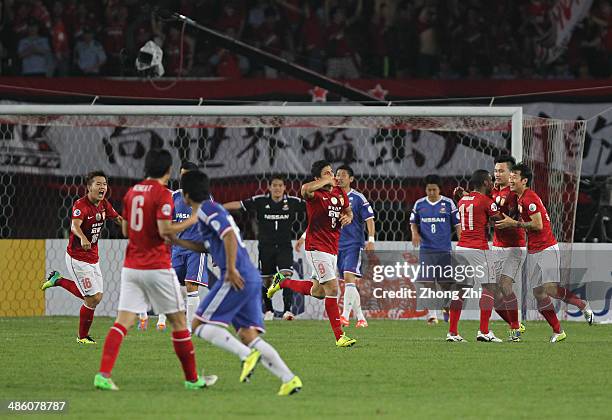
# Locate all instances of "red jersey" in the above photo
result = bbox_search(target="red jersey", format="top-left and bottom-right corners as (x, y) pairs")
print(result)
(517, 189), (557, 253)
(67, 197), (119, 264)
(305, 186), (349, 255)
(492, 185), (526, 247)
(122, 179), (174, 270)
(457, 191), (499, 250)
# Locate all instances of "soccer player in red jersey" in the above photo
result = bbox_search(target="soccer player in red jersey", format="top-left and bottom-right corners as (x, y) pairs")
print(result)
(451, 170), (502, 342)
(42, 171), (122, 344)
(267, 160), (357, 347)
(496, 163), (594, 342)
(94, 149), (216, 391)
(490, 155), (526, 341)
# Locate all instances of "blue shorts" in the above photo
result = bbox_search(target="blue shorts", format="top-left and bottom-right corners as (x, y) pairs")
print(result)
(172, 252), (208, 286)
(338, 247), (362, 278)
(417, 249), (453, 283)
(195, 271), (264, 333)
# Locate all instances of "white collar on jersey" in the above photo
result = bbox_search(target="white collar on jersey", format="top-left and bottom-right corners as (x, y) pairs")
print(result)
(425, 197), (442, 206)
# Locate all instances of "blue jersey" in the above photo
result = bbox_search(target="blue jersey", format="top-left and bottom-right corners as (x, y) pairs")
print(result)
(410, 196), (459, 251)
(339, 189), (374, 250)
(196, 200), (258, 281)
(171, 189), (200, 258)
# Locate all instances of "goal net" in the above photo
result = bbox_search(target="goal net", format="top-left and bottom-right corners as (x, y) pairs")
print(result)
(0, 104), (586, 321)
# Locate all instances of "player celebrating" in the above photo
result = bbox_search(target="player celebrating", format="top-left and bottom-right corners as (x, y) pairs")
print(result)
(224, 174), (305, 321)
(42, 171), (122, 344)
(172, 170), (302, 396)
(490, 155), (526, 341)
(267, 160), (356, 347)
(410, 174), (461, 324)
(496, 163), (594, 342)
(157, 161), (209, 332)
(94, 149), (216, 391)
(335, 165), (375, 328)
(450, 170), (502, 342)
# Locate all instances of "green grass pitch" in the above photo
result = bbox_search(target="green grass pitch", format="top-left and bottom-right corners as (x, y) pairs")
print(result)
(2, 317), (611, 419)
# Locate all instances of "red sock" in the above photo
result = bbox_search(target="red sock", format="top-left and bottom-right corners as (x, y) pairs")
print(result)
(493, 295), (511, 325)
(172, 330), (198, 382)
(479, 288), (494, 334)
(550, 286), (586, 310)
(503, 293), (520, 329)
(99, 323), (127, 376)
(449, 296), (464, 335)
(280, 279), (312, 296)
(79, 304), (95, 339)
(57, 278), (83, 299)
(324, 297), (343, 340)
(538, 297), (561, 333)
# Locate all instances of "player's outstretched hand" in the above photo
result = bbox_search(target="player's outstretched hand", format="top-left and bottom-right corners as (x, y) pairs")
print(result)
(225, 267), (244, 290)
(81, 237), (92, 251)
(411, 233), (421, 248)
(294, 237), (305, 252)
(453, 186), (466, 202)
(365, 241), (375, 251)
(495, 213), (516, 230)
(339, 213), (352, 226)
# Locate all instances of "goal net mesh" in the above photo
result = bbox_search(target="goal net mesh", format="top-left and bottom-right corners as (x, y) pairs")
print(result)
(0, 108), (586, 320)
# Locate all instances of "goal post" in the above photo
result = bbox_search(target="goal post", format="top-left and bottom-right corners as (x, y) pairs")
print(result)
(0, 104), (585, 320)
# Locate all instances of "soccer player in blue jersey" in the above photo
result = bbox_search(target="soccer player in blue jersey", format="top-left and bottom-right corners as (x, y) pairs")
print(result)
(156, 162), (210, 332)
(410, 174), (461, 324)
(170, 170), (302, 396)
(336, 165), (375, 327)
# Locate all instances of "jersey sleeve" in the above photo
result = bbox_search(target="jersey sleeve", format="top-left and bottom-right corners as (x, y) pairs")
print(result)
(409, 203), (420, 224)
(198, 202), (233, 239)
(72, 200), (86, 220)
(288, 196), (306, 212)
(105, 200), (120, 219)
(240, 196), (258, 212)
(450, 200), (460, 226)
(485, 197), (500, 218)
(360, 197), (375, 221)
(524, 194), (541, 216)
(339, 188), (349, 210)
(156, 189), (174, 220)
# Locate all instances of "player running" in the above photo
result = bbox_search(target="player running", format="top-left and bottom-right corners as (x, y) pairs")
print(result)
(496, 163), (594, 342)
(171, 170), (302, 396)
(224, 174), (306, 321)
(411, 174), (461, 324)
(450, 170), (502, 342)
(267, 160), (357, 347)
(42, 171), (122, 344)
(157, 161), (210, 332)
(94, 149), (216, 391)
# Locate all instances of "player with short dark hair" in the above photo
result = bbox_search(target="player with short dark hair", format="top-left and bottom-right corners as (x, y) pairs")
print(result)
(450, 170), (503, 342)
(173, 170), (302, 396)
(94, 149), (216, 391)
(410, 173), (461, 324)
(267, 160), (357, 347)
(156, 161), (210, 332)
(42, 171), (122, 344)
(496, 163), (593, 342)
(224, 174), (305, 321)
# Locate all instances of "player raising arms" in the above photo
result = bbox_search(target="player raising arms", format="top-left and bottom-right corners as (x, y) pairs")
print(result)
(157, 161), (210, 332)
(490, 155), (526, 341)
(496, 163), (594, 342)
(411, 174), (461, 324)
(450, 170), (502, 342)
(267, 160), (356, 347)
(94, 149), (216, 391)
(172, 170), (302, 396)
(42, 171), (122, 344)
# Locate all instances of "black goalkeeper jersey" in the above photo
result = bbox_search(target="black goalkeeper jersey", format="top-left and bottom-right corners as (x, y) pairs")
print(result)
(241, 193), (305, 246)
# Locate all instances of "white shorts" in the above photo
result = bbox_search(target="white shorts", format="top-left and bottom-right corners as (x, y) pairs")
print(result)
(526, 244), (560, 287)
(305, 250), (338, 284)
(65, 253), (103, 296)
(492, 246), (526, 281)
(118, 267), (185, 315)
(455, 246), (495, 285)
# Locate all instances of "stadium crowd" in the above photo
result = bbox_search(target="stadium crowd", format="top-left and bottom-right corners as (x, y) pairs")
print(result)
(1, 0), (612, 79)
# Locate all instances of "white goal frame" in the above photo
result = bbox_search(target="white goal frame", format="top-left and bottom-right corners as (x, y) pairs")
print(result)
(0, 105), (524, 162)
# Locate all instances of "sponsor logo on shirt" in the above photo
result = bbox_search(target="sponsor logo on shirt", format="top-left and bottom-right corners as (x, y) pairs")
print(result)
(73, 208), (81, 217)
(529, 203), (537, 212)
(422, 217), (446, 223)
(161, 204), (172, 216)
